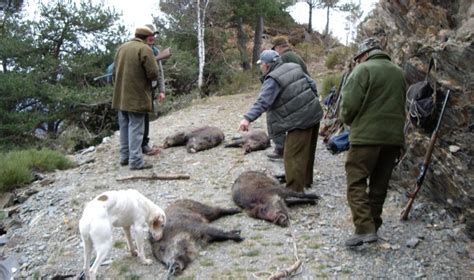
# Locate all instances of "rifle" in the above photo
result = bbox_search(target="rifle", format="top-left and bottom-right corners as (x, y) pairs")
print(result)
(400, 89), (451, 220)
(321, 71), (349, 142)
(92, 48), (172, 81)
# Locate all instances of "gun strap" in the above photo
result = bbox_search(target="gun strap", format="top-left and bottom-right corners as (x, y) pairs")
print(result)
(422, 56), (437, 111)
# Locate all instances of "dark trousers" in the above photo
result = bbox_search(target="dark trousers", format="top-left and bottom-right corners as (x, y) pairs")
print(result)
(284, 123), (320, 192)
(273, 134), (285, 153)
(345, 145), (400, 234)
(142, 113), (150, 148)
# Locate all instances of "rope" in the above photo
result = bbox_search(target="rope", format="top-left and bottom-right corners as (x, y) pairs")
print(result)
(223, 152), (246, 177)
(252, 217), (303, 280)
(162, 263), (176, 280)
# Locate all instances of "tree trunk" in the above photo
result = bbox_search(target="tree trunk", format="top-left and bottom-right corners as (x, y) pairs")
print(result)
(2, 59), (7, 73)
(324, 5), (330, 36)
(308, 3), (313, 33)
(197, 0), (209, 94)
(252, 15), (263, 66)
(236, 17), (250, 70)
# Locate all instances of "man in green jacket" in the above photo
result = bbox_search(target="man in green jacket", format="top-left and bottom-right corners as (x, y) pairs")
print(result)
(239, 50), (323, 192)
(340, 38), (406, 246)
(112, 26), (160, 170)
(267, 36), (310, 160)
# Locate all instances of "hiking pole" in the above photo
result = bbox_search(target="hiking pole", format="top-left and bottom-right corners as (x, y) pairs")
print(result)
(400, 89), (451, 220)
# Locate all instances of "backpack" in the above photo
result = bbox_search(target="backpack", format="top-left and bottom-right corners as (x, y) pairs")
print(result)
(406, 57), (437, 130)
(326, 130), (350, 154)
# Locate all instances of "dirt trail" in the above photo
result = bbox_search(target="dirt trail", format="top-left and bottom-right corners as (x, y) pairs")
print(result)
(2, 92), (472, 279)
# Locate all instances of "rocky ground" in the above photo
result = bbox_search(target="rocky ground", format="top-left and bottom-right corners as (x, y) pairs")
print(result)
(1, 92), (472, 279)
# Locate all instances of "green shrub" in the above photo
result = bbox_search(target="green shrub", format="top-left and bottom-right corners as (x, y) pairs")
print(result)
(0, 149), (75, 192)
(216, 69), (259, 96)
(324, 46), (352, 70)
(295, 42), (325, 64)
(320, 74), (342, 98)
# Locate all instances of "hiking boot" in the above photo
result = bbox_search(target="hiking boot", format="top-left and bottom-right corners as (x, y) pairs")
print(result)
(345, 233), (378, 247)
(130, 162), (153, 170)
(119, 160), (128, 166)
(142, 144), (154, 153)
(267, 149), (283, 160)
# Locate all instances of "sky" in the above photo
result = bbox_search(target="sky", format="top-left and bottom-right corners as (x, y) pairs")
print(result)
(25, 0), (378, 45)
(288, 0), (379, 44)
(103, 0), (160, 30)
(110, 0), (379, 44)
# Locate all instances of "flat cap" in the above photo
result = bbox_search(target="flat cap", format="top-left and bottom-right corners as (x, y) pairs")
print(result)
(271, 36), (289, 49)
(135, 25), (154, 37)
(145, 24), (160, 35)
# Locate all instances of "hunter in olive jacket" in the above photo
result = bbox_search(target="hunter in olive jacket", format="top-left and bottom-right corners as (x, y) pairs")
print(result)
(340, 50), (406, 146)
(112, 38), (159, 113)
(280, 49), (309, 75)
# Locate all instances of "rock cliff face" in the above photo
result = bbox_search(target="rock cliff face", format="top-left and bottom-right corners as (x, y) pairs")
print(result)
(360, 0), (473, 237)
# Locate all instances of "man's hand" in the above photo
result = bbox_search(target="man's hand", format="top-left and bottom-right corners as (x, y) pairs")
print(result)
(157, 92), (165, 102)
(239, 119), (250, 131)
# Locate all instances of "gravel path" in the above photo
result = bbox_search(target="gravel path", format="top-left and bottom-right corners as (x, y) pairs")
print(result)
(2, 92), (472, 279)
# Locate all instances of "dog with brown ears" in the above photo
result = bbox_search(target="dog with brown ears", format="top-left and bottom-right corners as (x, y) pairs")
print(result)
(79, 189), (166, 280)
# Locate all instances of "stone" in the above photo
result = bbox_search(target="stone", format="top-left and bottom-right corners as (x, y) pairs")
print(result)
(0, 193), (14, 209)
(0, 235), (8, 246)
(0, 211), (8, 220)
(448, 145), (461, 153)
(406, 238), (421, 248)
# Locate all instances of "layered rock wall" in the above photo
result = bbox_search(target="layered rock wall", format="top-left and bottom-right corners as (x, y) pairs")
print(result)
(361, 0), (473, 237)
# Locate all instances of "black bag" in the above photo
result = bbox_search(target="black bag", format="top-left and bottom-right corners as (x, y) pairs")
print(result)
(406, 57), (436, 130)
(326, 130), (350, 154)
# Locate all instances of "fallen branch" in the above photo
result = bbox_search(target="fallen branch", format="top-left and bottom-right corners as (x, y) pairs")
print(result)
(268, 260), (303, 280)
(116, 173), (190, 182)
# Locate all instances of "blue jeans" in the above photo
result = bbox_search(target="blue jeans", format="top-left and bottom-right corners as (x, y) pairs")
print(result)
(118, 111), (146, 168)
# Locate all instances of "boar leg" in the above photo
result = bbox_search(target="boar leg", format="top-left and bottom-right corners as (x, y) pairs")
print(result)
(198, 206), (241, 222)
(284, 198), (318, 206)
(224, 138), (244, 148)
(203, 225), (244, 242)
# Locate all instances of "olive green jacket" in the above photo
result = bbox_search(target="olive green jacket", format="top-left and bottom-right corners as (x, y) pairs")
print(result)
(280, 49), (309, 75)
(112, 38), (159, 113)
(340, 50), (406, 146)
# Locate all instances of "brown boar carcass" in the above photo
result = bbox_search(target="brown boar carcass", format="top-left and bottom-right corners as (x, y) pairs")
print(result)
(163, 126), (225, 153)
(224, 129), (271, 154)
(232, 171), (319, 227)
(149, 199), (243, 276)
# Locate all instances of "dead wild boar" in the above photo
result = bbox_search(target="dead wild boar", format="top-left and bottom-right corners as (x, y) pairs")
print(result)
(149, 199), (243, 276)
(162, 126), (225, 153)
(224, 129), (271, 154)
(232, 171), (319, 227)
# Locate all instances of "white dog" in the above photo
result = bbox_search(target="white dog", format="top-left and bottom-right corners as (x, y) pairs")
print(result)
(79, 189), (166, 280)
